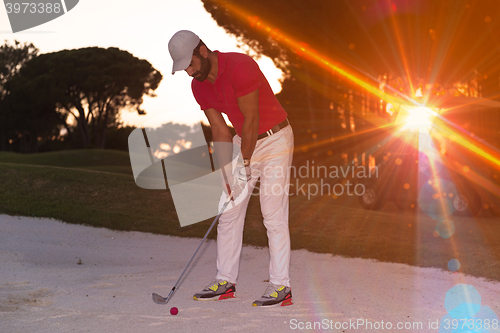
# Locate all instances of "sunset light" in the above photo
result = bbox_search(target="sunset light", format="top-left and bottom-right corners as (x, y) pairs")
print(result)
(402, 106), (433, 130)
(3, 0), (500, 331)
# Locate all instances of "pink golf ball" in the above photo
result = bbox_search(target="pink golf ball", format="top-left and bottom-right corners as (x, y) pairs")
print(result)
(170, 307), (178, 315)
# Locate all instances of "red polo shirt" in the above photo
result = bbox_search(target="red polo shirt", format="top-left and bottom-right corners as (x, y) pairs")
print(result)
(191, 51), (287, 136)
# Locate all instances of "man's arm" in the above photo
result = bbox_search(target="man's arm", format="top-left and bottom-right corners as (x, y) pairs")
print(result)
(204, 108), (234, 194)
(237, 88), (259, 161)
(204, 107), (233, 169)
(204, 108), (233, 143)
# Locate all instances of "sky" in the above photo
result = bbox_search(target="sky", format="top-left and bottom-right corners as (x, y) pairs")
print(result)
(0, 0), (284, 127)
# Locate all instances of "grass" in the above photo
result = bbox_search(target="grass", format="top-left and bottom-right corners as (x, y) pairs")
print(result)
(0, 149), (133, 175)
(1, 149), (500, 282)
(0, 162), (210, 238)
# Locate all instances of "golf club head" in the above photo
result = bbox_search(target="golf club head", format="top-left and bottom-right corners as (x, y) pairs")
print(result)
(152, 293), (168, 304)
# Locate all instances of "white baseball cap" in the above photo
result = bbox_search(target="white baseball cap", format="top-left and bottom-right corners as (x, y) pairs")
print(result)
(168, 30), (200, 75)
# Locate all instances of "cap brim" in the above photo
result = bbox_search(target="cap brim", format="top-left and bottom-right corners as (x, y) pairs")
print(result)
(171, 54), (192, 75)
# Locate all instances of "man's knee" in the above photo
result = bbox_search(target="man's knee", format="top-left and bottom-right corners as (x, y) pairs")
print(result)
(263, 218), (289, 232)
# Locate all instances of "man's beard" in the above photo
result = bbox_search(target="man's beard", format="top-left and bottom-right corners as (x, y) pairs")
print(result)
(193, 55), (211, 82)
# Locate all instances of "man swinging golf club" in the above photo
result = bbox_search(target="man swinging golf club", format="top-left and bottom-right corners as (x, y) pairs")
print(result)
(168, 30), (294, 307)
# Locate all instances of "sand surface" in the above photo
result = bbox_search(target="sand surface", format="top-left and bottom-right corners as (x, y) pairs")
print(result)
(1, 214), (499, 332)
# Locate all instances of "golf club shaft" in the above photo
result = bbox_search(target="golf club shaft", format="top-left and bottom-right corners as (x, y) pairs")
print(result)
(210, 141), (234, 200)
(166, 193), (233, 302)
(218, 150), (234, 200)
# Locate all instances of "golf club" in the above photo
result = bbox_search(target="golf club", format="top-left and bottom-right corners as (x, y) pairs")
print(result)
(152, 191), (234, 304)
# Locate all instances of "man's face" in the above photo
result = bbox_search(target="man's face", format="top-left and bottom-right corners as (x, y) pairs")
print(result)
(185, 51), (210, 82)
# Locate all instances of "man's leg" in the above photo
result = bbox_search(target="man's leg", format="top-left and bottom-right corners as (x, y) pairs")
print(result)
(254, 126), (294, 287)
(215, 185), (254, 283)
(194, 137), (258, 300)
(215, 134), (259, 284)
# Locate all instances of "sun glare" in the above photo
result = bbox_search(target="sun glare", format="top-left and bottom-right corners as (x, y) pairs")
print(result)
(403, 106), (433, 130)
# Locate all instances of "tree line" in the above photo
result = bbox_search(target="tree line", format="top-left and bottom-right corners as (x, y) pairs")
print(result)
(3, 0), (500, 159)
(0, 40), (162, 153)
(200, 0), (500, 163)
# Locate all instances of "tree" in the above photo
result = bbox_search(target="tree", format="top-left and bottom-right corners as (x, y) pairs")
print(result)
(200, 0), (500, 161)
(201, 0), (500, 89)
(0, 40), (39, 150)
(10, 47), (162, 149)
(2, 73), (62, 153)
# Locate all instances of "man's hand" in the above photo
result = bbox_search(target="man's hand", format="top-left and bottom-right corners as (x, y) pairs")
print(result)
(230, 161), (251, 199)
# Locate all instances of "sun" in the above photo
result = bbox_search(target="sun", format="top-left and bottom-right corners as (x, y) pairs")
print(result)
(403, 106), (433, 130)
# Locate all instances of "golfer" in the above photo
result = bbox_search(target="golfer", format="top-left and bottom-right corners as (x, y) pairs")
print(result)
(168, 30), (294, 307)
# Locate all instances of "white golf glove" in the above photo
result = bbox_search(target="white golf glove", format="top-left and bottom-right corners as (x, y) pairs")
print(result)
(230, 161), (251, 199)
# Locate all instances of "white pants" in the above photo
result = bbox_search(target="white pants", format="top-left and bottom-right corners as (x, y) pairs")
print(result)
(215, 125), (294, 287)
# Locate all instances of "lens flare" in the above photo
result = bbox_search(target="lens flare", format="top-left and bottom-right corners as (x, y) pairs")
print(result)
(402, 106), (433, 130)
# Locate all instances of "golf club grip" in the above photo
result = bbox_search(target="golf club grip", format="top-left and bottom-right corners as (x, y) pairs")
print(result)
(226, 183), (233, 199)
(219, 162), (234, 201)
